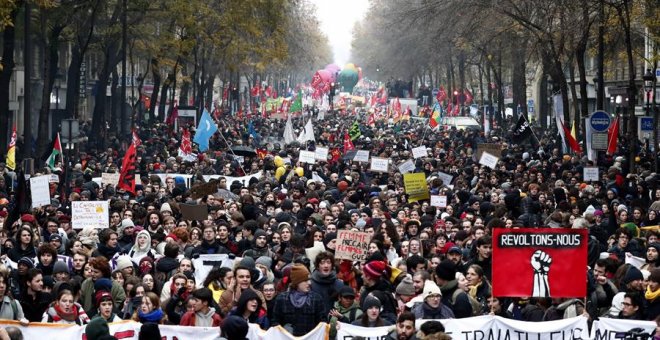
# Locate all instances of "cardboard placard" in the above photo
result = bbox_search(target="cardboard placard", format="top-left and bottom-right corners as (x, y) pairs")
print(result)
(49, 174), (60, 183)
(180, 203), (208, 221)
(479, 151), (499, 169)
(72, 201), (109, 229)
(101, 172), (120, 187)
(476, 143), (502, 161)
(30, 175), (51, 208)
(370, 157), (389, 172)
(583, 167), (599, 182)
(335, 230), (370, 261)
(437, 172), (453, 186)
(298, 150), (316, 164)
(353, 150), (370, 163)
(314, 147), (329, 161)
(412, 145), (428, 159)
(403, 172), (430, 202)
(190, 180), (219, 199)
(430, 195), (448, 208)
(397, 159), (415, 174)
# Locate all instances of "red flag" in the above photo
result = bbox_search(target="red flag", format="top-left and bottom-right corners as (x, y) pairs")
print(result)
(117, 142), (137, 194)
(165, 105), (178, 125)
(370, 94), (376, 107)
(436, 86), (447, 103)
(464, 89), (473, 104)
(256, 148), (268, 159)
(392, 98), (402, 123)
(264, 86), (272, 99)
(132, 129), (141, 148)
(607, 116), (619, 155)
(343, 132), (355, 153)
(179, 128), (192, 154)
(492, 228), (587, 298)
(250, 84), (261, 97)
(378, 87), (388, 104)
(222, 85), (229, 102)
(452, 102), (460, 116)
(561, 122), (582, 153)
(330, 148), (342, 163)
(446, 103), (453, 116)
(367, 113), (375, 126)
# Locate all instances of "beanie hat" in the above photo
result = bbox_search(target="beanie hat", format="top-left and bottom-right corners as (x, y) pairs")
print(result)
(239, 256), (256, 269)
(396, 275), (415, 296)
(160, 203), (172, 213)
(85, 316), (110, 340)
(422, 281), (442, 300)
(94, 278), (113, 292)
(363, 260), (387, 280)
(121, 218), (134, 229)
(435, 259), (457, 281)
(95, 290), (112, 307)
(255, 256), (272, 269)
(323, 232), (337, 248)
(222, 315), (249, 340)
(289, 263), (310, 288)
(115, 255), (133, 272)
(18, 257), (34, 269)
(254, 229), (267, 239)
(362, 295), (382, 310)
(53, 261), (69, 275)
(622, 266), (644, 285)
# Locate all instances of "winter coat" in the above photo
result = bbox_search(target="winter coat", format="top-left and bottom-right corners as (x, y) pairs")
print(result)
(80, 278), (125, 318)
(271, 290), (325, 336)
(440, 280), (473, 318)
(412, 301), (455, 319)
(180, 307), (223, 327)
(0, 296), (24, 320)
(42, 302), (90, 325)
(310, 270), (344, 316)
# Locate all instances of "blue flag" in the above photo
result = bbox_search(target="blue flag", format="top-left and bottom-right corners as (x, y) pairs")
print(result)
(247, 121), (261, 145)
(193, 109), (218, 151)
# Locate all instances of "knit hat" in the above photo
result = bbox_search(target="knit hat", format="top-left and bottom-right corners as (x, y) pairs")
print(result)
(255, 256), (272, 269)
(363, 260), (387, 280)
(435, 259), (457, 281)
(53, 261), (69, 275)
(160, 203), (172, 213)
(94, 278), (113, 292)
(447, 246), (462, 255)
(49, 234), (62, 242)
(239, 256), (256, 269)
(396, 275), (415, 296)
(622, 266), (644, 285)
(323, 232), (337, 248)
(289, 263), (310, 288)
(115, 255), (133, 272)
(362, 295), (382, 311)
(85, 316), (110, 340)
(422, 281), (442, 300)
(222, 315), (249, 340)
(95, 290), (112, 307)
(121, 218), (134, 228)
(18, 257), (34, 269)
(339, 286), (355, 298)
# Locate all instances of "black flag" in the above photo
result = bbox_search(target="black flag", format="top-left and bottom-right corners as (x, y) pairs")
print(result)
(511, 115), (532, 144)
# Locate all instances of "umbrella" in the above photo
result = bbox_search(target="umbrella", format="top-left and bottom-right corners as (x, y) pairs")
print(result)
(230, 146), (256, 157)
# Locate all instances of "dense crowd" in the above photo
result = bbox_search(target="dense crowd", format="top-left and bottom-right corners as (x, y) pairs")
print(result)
(0, 106), (658, 340)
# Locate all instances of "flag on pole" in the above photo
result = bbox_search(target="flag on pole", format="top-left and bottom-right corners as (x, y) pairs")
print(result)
(436, 86), (447, 103)
(283, 114), (296, 145)
(6, 125), (16, 170)
(297, 119), (315, 144)
(178, 128), (197, 162)
(607, 116), (619, 155)
(343, 132), (355, 153)
(429, 103), (442, 129)
(290, 90), (303, 113)
(349, 121), (361, 141)
(46, 133), (63, 170)
(553, 95), (568, 154)
(562, 122), (582, 153)
(193, 109), (218, 152)
(132, 129), (141, 148)
(117, 142), (137, 194)
(367, 113), (376, 126)
(511, 115), (532, 144)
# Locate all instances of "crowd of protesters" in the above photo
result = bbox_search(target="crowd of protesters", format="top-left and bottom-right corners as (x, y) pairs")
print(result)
(0, 103), (658, 340)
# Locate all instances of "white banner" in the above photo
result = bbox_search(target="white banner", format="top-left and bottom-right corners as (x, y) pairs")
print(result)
(430, 195), (447, 208)
(30, 175), (51, 208)
(591, 317), (656, 340)
(191, 254), (233, 288)
(201, 171), (263, 188)
(412, 145), (427, 159)
(249, 323), (328, 340)
(583, 167), (599, 182)
(298, 150), (316, 164)
(437, 171), (453, 186)
(101, 172), (120, 187)
(72, 201), (110, 229)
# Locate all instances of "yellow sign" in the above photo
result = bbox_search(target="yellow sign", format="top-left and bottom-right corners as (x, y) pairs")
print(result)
(403, 173), (430, 202)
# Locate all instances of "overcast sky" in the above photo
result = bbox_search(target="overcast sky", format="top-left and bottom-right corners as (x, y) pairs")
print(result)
(311, 0), (370, 67)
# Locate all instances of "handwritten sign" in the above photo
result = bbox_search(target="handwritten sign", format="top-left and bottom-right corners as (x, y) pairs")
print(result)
(476, 143), (502, 160)
(403, 173), (430, 202)
(49, 174), (60, 183)
(298, 150), (316, 164)
(101, 172), (120, 187)
(479, 151), (499, 170)
(30, 175), (51, 208)
(412, 146), (428, 159)
(370, 157), (389, 172)
(437, 172), (453, 186)
(314, 147), (329, 161)
(583, 167), (599, 182)
(430, 195), (448, 208)
(353, 150), (370, 163)
(72, 201), (109, 229)
(397, 159), (415, 174)
(335, 230), (370, 261)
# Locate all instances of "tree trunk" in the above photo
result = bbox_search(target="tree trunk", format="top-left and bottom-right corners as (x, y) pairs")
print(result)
(90, 40), (121, 149)
(37, 24), (64, 157)
(0, 3), (21, 153)
(511, 33), (528, 121)
(109, 69), (119, 135)
(617, 0), (636, 173)
(568, 56), (580, 137)
(148, 57), (161, 122)
(66, 49), (82, 119)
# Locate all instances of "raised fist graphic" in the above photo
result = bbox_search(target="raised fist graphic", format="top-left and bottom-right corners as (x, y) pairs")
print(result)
(531, 250), (552, 298)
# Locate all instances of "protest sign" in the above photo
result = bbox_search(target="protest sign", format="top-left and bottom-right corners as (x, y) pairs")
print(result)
(479, 151), (499, 169)
(583, 167), (599, 182)
(298, 150), (316, 164)
(476, 143), (502, 160)
(412, 145), (427, 159)
(30, 175), (51, 208)
(397, 159), (415, 174)
(430, 195), (448, 208)
(492, 228), (588, 298)
(201, 171), (263, 188)
(591, 317), (655, 340)
(353, 150), (370, 163)
(403, 172), (430, 202)
(49, 174), (59, 183)
(192, 254), (233, 288)
(437, 171), (453, 186)
(180, 203), (208, 221)
(369, 157), (389, 172)
(314, 146), (329, 161)
(72, 201), (109, 229)
(101, 172), (120, 187)
(335, 230), (370, 261)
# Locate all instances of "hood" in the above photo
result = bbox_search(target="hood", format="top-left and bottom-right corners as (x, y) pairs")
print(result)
(235, 288), (261, 316)
(134, 230), (152, 252)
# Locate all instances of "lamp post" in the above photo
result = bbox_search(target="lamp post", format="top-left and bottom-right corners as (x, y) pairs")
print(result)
(643, 69), (654, 153)
(329, 82), (335, 113)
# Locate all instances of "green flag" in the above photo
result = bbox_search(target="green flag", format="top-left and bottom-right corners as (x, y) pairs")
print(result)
(349, 121), (361, 141)
(290, 90), (302, 113)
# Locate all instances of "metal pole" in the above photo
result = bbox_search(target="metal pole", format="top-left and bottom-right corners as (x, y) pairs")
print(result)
(23, 1), (31, 159)
(121, 0), (127, 136)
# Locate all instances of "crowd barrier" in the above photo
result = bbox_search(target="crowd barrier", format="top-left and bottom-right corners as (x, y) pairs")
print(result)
(0, 316), (654, 340)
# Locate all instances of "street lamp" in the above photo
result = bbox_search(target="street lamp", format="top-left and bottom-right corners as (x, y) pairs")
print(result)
(643, 69), (654, 114)
(329, 82), (335, 112)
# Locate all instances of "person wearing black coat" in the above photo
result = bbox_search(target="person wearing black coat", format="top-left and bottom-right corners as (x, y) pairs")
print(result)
(272, 264), (325, 336)
(190, 225), (230, 257)
(8, 227), (37, 263)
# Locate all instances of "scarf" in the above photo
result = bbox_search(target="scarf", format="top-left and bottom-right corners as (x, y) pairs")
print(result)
(289, 290), (311, 308)
(53, 303), (79, 322)
(468, 281), (483, 299)
(138, 308), (164, 323)
(646, 286), (660, 302)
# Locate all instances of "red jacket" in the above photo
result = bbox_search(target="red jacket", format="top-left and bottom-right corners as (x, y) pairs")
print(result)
(179, 310), (222, 327)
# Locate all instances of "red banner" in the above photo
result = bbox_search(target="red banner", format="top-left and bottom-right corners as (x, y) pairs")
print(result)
(117, 143), (137, 194)
(492, 228), (587, 298)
